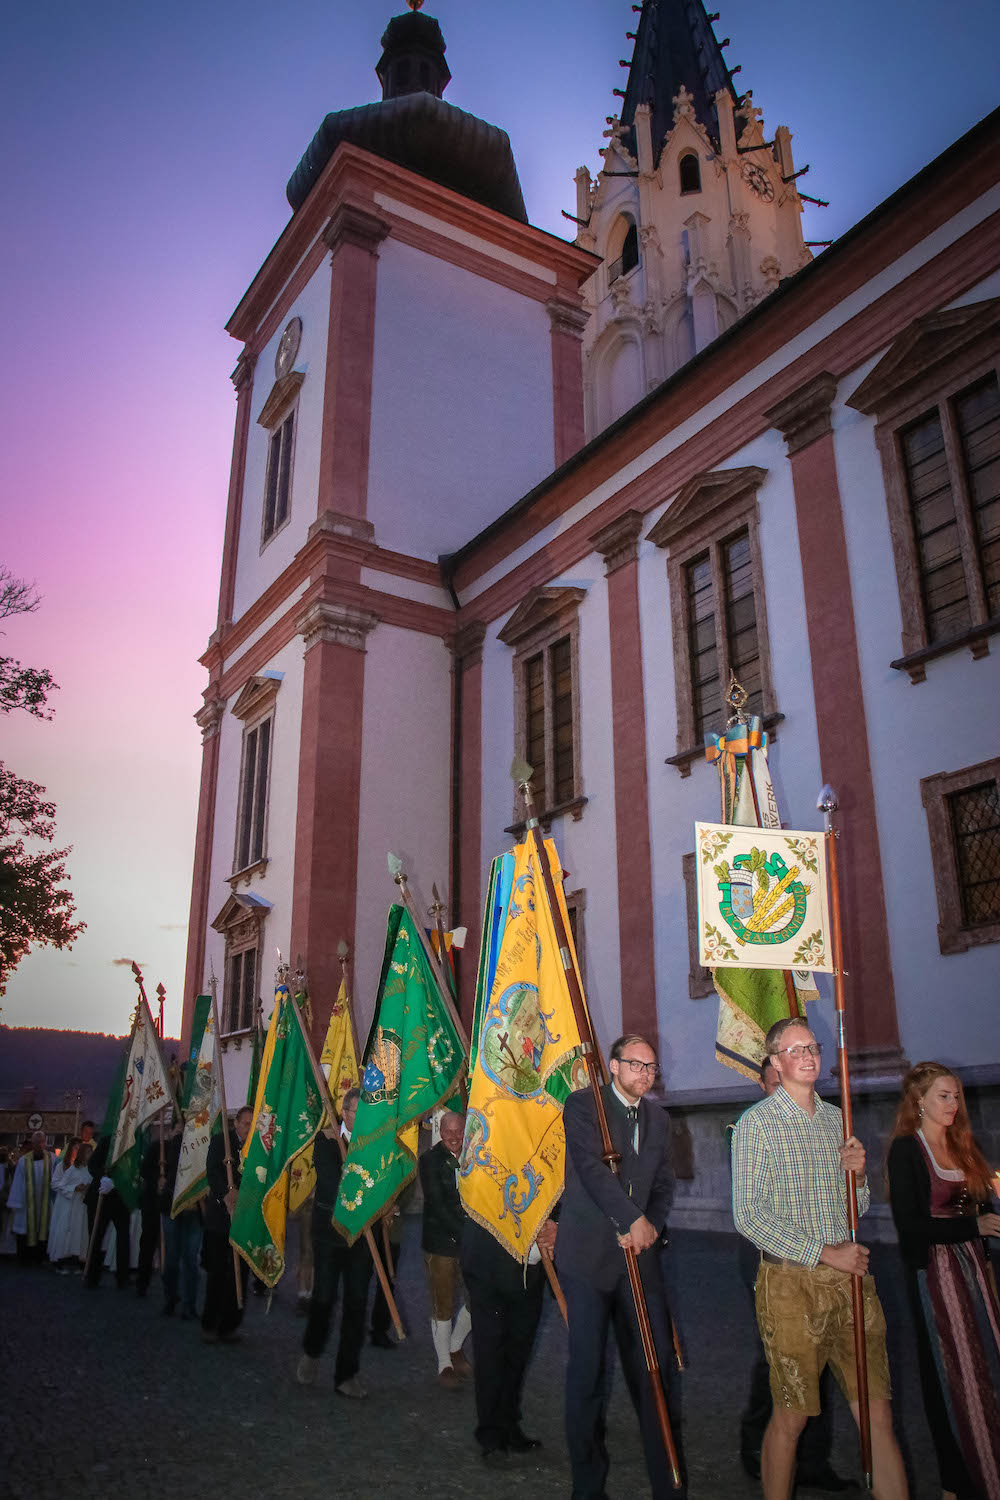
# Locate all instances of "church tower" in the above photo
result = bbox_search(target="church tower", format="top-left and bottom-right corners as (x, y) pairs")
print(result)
(575, 0), (812, 435)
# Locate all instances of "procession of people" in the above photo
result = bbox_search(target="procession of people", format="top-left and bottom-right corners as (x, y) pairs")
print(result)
(4, 1025), (999, 1499)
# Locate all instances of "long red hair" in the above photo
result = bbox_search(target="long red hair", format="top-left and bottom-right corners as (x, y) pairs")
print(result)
(890, 1062), (994, 1202)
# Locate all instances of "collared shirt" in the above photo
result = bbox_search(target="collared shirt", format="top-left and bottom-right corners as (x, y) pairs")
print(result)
(731, 1085), (870, 1267)
(611, 1081), (639, 1151)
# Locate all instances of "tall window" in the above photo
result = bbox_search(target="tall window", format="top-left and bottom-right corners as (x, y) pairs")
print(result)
(921, 756), (1000, 955)
(498, 587), (586, 822)
(262, 410), (295, 543)
(679, 152), (701, 194)
(684, 527), (763, 744)
(948, 781), (1000, 929)
(607, 216), (640, 284)
(224, 945), (257, 1034)
(846, 300), (1000, 680)
(235, 717), (271, 873)
(647, 465), (775, 774)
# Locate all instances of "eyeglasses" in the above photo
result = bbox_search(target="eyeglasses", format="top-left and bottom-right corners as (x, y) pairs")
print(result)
(617, 1057), (661, 1078)
(775, 1042), (822, 1060)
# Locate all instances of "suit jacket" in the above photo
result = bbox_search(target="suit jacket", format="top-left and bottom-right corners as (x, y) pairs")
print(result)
(420, 1141), (465, 1255)
(557, 1083), (674, 1291)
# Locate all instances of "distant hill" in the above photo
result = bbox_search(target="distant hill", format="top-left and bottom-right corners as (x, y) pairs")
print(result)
(0, 1026), (182, 1123)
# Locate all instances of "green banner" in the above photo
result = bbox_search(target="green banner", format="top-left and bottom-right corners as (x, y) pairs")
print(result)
(229, 984), (324, 1286)
(333, 906), (466, 1245)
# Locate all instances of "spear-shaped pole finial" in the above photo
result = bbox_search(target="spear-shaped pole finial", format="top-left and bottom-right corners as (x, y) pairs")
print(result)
(725, 671), (749, 727)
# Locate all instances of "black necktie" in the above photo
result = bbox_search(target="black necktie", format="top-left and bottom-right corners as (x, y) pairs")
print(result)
(626, 1106), (638, 1126)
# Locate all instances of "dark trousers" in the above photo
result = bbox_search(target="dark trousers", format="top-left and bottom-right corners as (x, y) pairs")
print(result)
(371, 1235), (403, 1337)
(201, 1229), (247, 1336)
(86, 1195), (130, 1287)
(303, 1207), (372, 1384)
(563, 1267), (685, 1500)
(162, 1211), (201, 1313)
(464, 1258), (545, 1451)
(136, 1199), (159, 1291)
(16, 1235), (46, 1266)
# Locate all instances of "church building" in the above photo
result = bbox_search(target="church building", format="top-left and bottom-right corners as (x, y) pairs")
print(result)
(182, 0), (1000, 1232)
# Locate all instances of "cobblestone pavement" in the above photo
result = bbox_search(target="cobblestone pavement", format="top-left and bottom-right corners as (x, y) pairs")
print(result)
(2, 1228), (942, 1500)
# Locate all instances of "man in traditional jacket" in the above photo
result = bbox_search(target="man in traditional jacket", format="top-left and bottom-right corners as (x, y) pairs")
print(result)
(419, 1108), (472, 1388)
(8, 1131), (53, 1265)
(557, 1034), (684, 1500)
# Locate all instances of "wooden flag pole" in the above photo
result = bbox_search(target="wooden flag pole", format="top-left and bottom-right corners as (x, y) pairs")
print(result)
(209, 972), (244, 1311)
(819, 785), (873, 1491)
(513, 760), (682, 1489)
(290, 962), (406, 1342)
(388, 855), (470, 1056)
(83, 996), (141, 1283)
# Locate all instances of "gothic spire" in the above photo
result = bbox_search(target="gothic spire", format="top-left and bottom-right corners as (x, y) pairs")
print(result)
(619, 0), (739, 161)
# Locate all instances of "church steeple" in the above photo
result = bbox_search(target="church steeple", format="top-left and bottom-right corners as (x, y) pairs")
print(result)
(376, 1), (451, 102)
(619, 0), (737, 162)
(574, 0), (812, 437)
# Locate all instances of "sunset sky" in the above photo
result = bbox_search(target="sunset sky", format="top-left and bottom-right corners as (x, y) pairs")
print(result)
(2, 0), (998, 1038)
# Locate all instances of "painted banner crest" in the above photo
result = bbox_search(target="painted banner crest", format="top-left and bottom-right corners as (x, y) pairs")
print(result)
(695, 821), (833, 973)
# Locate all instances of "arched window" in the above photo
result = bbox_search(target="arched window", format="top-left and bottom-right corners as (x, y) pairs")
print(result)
(679, 153), (701, 194)
(607, 215), (640, 282)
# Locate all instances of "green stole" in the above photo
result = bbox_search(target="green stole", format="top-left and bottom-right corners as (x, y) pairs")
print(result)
(24, 1153), (52, 1245)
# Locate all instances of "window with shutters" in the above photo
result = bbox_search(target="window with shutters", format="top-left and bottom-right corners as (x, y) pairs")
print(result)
(211, 891), (269, 1037)
(921, 756), (1000, 955)
(847, 299), (1000, 682)
(224, 944), (258, 1035)
(498, 587), (586, 825)
(262, 409), (295, 544)
(229, 674), (281, 883)
(647, 466), (778, 776)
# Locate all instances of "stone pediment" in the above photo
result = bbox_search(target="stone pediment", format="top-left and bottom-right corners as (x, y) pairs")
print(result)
(257, 370), (304, 430)
(497, 587), (587, 648)
(210, 890), (271, 938)
(847, 298), (1000, 415)
(646, 467), (767, 549)
(231, 672), (283, 723)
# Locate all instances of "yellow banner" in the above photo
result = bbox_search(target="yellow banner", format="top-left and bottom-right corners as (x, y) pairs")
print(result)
(459, 838), (588, 1263)
(288, 979), (360, 1215)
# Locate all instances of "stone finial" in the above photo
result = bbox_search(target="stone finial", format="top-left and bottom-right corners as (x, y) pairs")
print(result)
(673, 85), (696, 123)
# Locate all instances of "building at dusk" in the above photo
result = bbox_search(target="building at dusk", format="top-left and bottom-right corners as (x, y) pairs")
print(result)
(183, 0), (1000, 1231)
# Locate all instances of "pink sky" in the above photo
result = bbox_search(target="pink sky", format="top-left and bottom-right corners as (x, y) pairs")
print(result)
(2, 0), (997, 1036)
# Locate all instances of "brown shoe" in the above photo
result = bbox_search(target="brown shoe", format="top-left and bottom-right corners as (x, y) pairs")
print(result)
(438, 1366), (459, 1390)
(451, 1349), (473, 1378)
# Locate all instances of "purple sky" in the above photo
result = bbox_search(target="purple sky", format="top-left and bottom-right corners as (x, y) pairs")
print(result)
(2, 0), (997, 1037)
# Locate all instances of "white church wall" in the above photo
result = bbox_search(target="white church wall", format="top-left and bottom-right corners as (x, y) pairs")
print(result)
(366, 238), (555, 561)
(232, 265), (331, 624)
(832, 381), (1000, 1072)
(353, 625), (453, 1041)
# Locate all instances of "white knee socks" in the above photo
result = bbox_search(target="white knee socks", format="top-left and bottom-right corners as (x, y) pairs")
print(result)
(450, 1303), (471, 1353)
(432, 1318), (453, 1372)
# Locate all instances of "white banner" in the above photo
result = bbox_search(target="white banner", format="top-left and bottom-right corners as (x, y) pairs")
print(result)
(695, 821), (833, 973)
(110, 998), (172, 1164)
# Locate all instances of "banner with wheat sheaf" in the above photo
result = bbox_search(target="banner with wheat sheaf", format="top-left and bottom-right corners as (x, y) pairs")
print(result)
(695, 821), (833, 973)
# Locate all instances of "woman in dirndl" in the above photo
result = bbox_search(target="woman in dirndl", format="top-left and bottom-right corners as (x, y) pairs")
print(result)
(888, 1062), (1000, 1500)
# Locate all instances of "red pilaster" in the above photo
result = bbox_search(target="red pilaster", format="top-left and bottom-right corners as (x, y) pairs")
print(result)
(450, 622), (487, 1028)
(547, 297), (589, 469)
(180, 693), (225, 1050)
(766, 374), (905, 1074)
(289, 601), (378, 1049)
(216, 353), (256, 634)
(590, 511), (659, 1053)
(317, 204), (389, 521)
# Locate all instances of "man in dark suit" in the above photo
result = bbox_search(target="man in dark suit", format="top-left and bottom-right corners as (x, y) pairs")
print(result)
(201, 1105), (251, 1343)
(558, 1033), (683, 1500)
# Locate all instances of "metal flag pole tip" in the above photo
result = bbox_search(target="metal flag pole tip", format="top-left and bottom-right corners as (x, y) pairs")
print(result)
(509, 755), (534, 787)
(336, 939), (349, 959)
(816, 784), (839, 815)
(387, 851), (404, 881)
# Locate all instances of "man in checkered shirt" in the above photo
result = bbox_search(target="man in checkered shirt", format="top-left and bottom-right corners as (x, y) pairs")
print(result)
(731, 1017), (908, 1500)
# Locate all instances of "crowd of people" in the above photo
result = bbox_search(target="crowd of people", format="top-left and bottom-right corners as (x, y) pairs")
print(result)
(2, 1023), (998, 1500)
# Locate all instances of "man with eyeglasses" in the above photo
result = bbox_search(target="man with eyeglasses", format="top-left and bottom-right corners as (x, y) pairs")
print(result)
(732, 1018), (908, 1500)
(557, 1033), (683, 1499)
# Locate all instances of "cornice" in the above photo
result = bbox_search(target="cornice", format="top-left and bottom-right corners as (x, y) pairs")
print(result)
(646, 466), (768, 550)
(195, 696), (225, 742)
(256, 370), (304, 430)
(590, 509), (644, 574)
(546, 298), (590, 339)
(450, 620), (487, 665)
